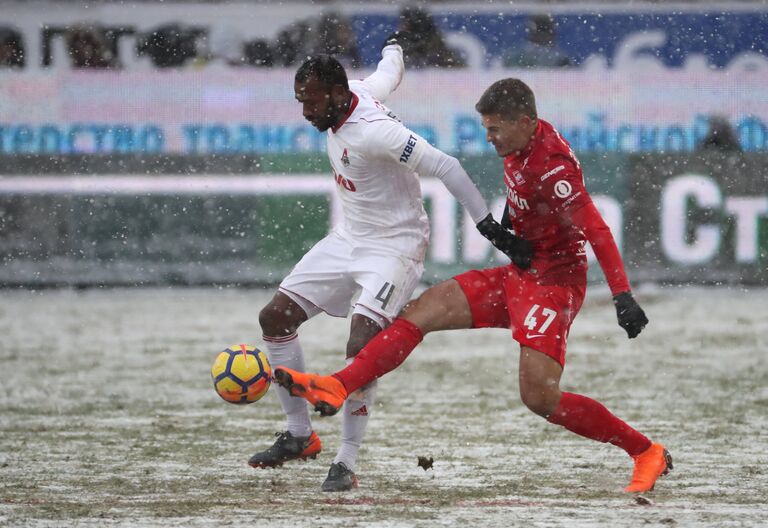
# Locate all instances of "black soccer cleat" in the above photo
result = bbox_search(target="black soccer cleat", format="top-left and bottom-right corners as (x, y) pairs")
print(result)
(248, 430), (322, 468)
(321, 462), (359, 492)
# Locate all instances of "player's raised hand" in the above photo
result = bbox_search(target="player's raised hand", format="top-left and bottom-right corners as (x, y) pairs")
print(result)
(613, 292), (648, 338)
(476, 213), (534, 269)
(383, 31), (411, 49)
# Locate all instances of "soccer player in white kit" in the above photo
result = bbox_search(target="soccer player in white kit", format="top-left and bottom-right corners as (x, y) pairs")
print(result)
(249, 39), (532, 491)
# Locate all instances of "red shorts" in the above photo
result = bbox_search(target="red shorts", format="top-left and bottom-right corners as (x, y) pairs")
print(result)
(454, 266), (586, 366)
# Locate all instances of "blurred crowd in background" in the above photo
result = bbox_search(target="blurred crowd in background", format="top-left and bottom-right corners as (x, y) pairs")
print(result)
(0, 2), (752, 151)
(0, 7), (573, 70)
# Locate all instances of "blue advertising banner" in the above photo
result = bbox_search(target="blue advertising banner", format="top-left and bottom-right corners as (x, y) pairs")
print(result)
(352, 10), (768, 69)
(1, 70), (766, 155)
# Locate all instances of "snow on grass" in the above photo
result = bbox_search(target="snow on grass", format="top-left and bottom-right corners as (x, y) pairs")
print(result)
(1, 286), (766, 527)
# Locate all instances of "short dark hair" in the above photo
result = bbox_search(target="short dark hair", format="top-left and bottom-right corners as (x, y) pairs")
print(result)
(295, 54), (349, 90)
(475, 78), (537, 120)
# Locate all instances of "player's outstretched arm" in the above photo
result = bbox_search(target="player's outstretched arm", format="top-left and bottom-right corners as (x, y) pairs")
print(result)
(412, 142), (533, 269)
(569, 200), (649, 338)
(476, 213), (533, 269)
(362, 41), (404, 103)
(368, 121), (533, 268)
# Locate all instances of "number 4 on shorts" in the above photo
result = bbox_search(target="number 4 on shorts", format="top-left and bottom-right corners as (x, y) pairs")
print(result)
(524, 304), (557, 333)
(375, 282), (395, 310)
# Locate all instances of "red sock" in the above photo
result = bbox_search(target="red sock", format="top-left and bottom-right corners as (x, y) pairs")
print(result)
(547, 392), (652, 456)
(333, 318), (423, 393)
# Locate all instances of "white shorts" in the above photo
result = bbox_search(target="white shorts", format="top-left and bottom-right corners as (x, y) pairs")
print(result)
(279, 231), (423, 325)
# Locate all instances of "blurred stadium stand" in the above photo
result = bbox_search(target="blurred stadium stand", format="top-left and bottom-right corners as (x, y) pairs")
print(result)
(1, 1), (766, 70)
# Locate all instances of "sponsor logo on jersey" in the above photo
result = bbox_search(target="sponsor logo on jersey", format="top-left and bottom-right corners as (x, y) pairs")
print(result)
(541, 165), (565, 181)
(399, 134), (418, 163)
(341, 148), (350, 167)
(507, 187), (530, 210)
(559, 191), (583, 211)
(554, 180), (573, 198)
(333, 169), (357, 192)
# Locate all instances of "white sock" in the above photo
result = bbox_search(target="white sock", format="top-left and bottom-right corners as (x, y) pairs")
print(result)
(263, 334), (312, 438)
(335, 358), (377, 472)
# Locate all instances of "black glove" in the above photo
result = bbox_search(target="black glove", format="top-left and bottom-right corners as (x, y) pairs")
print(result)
(383, 31), (411, 48)
(613, 292), (648, 339)
(476, 213), (533, 269)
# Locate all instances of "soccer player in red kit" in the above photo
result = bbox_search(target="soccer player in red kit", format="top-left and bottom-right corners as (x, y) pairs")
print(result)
(274, 78), (672, 493)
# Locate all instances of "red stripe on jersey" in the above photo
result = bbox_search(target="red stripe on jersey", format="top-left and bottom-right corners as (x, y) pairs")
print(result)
(332, 93), (360, 133)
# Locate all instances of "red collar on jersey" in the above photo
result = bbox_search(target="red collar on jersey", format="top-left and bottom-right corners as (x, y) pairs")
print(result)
(504, 120), (543, 167)
(332, 92), (360, 133)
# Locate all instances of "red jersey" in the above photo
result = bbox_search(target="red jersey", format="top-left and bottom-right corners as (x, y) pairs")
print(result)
(502, 119), (630, 295)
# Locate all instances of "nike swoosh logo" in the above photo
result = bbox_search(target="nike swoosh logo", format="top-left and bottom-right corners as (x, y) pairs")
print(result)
(525, 333), (546, 339)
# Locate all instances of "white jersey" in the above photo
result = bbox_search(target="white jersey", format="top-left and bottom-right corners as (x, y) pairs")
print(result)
(326, 81), (431, 261)
(281, 46), (490, 322)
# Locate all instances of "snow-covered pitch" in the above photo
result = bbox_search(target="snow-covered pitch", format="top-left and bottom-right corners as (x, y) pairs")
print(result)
(1, 286), (765, 527)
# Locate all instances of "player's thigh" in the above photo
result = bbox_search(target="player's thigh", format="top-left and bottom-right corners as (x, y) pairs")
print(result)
(279, 233), (358, 318)
(508, 280), (586, 366)
(453, 266), (515, 329)
(352, 252), (423, 323)
(400, 279), (473, 334)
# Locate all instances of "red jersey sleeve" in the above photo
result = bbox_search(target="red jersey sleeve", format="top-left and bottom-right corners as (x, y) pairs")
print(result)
(536, 156), (631, 296)
(536, 156), (592, 216)
(569, 200), (631, 296)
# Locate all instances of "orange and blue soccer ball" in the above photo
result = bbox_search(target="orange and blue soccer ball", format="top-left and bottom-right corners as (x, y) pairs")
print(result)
(211, 344), (271, 404)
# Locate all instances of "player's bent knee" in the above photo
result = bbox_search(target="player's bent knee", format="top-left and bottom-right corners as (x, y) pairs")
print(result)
(258, 304), (280, 336)
(399, 297), (434, 335)
(259, 301), (302, 337)
(520, 386), (560, 418)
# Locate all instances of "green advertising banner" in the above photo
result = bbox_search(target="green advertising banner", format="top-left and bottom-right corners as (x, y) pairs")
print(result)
(625, 153), (767, 284)
(0, 153), (765, 286)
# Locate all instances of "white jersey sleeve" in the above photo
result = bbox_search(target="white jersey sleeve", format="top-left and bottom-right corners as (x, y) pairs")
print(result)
(366, 121), (490, 224)
(360, 44), (404, 103)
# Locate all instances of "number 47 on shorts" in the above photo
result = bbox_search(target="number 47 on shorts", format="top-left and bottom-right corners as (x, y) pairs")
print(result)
(524, 304), (557, 338)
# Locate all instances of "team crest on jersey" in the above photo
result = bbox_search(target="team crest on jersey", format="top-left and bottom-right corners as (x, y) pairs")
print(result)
(554, 180), (573, 198)
(513, 170), (524, 185)
(341, 148), (350, 167)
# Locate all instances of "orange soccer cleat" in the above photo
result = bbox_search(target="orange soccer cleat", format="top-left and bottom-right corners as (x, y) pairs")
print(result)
(624, 442), (673, 492)
(274, 367), (348, 416)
